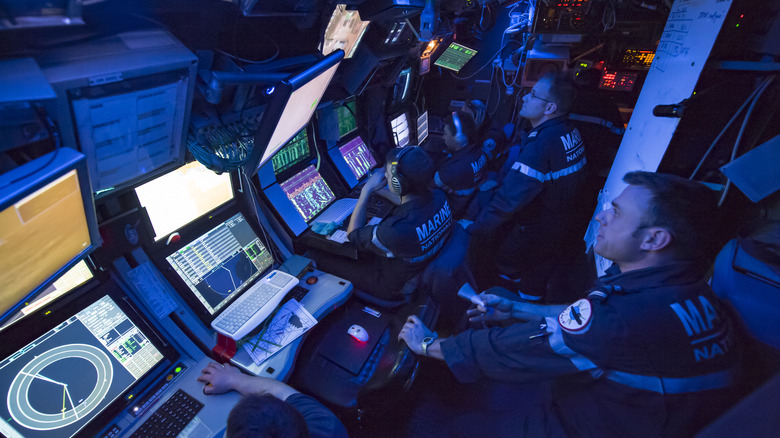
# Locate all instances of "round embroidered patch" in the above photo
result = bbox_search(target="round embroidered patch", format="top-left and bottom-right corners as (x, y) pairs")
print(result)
(558, 298), (593, 333)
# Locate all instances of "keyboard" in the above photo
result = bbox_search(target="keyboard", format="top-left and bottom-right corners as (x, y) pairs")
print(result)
(131, 389), (203, 438)
(211, 270), (299, 340)
(312, 198), (358, 224)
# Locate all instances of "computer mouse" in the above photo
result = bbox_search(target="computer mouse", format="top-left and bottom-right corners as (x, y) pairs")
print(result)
(347, 324), (369, 342)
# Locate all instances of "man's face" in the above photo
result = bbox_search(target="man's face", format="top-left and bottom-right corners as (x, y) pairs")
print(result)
(442, 123), (459, 150)
(594, 184), (652, 266)
(519, 78), (555, 124)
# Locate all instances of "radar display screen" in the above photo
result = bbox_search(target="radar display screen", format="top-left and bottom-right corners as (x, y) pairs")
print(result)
(0, 294), (164, 438)
(165, 212), (274, 315)
(279, 165), (337, 222)
(434, 43), (478, 73)
(272, 129), (311, 175)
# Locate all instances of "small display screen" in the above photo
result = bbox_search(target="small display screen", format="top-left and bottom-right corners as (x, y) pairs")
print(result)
(272, 129), (311, 175)
(337, 101), (358, 138)
(321, 4), (370, 59)
(0, 294), (164, 438)
(599, 70), (639, 92)
(135, 160), (233, 241)
(339, 136), (377, 180)
(279, 165), (337, 222)
(434, 43), (478, 73)
(621, 49), (655, 68)
(165, 212), (274, 315)
(391, 113), (410, 147)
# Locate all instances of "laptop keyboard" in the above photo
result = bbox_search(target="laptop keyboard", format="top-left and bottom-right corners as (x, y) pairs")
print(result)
(131, 389), (203, 437)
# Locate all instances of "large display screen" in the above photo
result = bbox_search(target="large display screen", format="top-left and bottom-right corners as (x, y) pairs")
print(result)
(321, 4), (370, 59)
(338, 136), (376, 180)
(0, 294), (165, 438)
(279, 165), (337, 222)
(135, 160), (233, 241)
(165, 212), (274, 316)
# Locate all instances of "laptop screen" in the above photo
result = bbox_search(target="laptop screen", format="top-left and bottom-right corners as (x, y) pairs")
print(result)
(164, 212), (274, 316)
(338, 136), (377, 180)
(279, 165), (337, 222)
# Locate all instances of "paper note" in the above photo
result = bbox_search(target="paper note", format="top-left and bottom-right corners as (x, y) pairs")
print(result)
(243, 299), (317, 365)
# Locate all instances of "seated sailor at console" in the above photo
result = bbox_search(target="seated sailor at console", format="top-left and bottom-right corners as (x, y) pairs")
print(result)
(433, 110), (488, 217)
(198, 362), (347, 438)
(311, 146), (453, 301)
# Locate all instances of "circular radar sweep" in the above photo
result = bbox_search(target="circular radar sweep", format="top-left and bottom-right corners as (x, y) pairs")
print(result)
(7, 344), (114, 431)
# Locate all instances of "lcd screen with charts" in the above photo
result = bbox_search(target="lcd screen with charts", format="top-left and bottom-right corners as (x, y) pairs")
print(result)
(0, 281), (177, 438)
(339, 136), (377, 180)
(279, 165), (338, 222)
(434, 42), (478, 73)
(165, 212), (274, 318)
(135, 160), (233, 241)
(391, 112), (410, 147)
(321, 4), (370, 59)
(272, 129), (312, 176)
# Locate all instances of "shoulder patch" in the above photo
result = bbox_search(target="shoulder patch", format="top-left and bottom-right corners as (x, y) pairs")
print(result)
(558, 298), (593, 334)
(528, 131), (538, 139)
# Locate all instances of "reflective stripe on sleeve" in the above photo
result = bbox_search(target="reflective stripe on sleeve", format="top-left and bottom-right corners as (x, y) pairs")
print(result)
(371, 227), (394, 258)
(603, 368), (738, 394)
(512, 158), (586, 183)
(544, 317), (598, 371)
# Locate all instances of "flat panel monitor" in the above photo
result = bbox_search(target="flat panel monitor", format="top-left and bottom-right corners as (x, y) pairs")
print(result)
(1, 260), (94, 331)
(279, 165), (338, 223)
(164, 212), (274, 322)
(321, 5), (371, 59)
(244, 51), (344, 175)
(434, 42), (478, 73)
(417, 111), (429, 144)
(135, 160), (233, 242)
(0, 148), (100, 323)
(337, 100), (358, 138)
(391, 67), (413, 108)
(0, 280), (178, 438)
(271, 128), (312, 176)
(339, 135), (377, 180)
(391, 112), (410, 147)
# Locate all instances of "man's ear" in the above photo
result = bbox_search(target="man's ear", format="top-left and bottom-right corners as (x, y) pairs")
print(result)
(544, 102), (558, 115)
(639, 227), (673, 252)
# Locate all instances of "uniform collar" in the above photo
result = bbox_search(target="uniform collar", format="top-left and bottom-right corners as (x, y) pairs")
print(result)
(529, 115), (567, 134)
(595, 263), (703, 294)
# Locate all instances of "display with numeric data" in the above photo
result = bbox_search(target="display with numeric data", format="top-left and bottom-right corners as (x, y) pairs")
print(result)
(339, 136), (377, 180)
(165, 213), (274, 315)
(279, 165), (337, 222)
(0, 294), (165, 438)
(598, 70), (639, 92)
(272, 129), (312, 175)
(390, 113), (410, 147)
(434, 42), (478, 73)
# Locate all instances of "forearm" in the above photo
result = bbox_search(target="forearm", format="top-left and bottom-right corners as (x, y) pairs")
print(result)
(347, 190), (373, 233)
(423, 338), (446, 360)
(234, 374), (299, 400)
(512, 302), (567, 320)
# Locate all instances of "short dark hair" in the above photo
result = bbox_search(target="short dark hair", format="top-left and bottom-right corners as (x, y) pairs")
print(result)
(444, 110), (477, 145)
(386, 147), (435, 194)
(623, 171), (719, 262)
(541, 72), (577, 114)
(226, 394), (308, 438)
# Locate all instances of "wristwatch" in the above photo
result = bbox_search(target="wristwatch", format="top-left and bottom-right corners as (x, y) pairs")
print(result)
(420, 331), (438, 356)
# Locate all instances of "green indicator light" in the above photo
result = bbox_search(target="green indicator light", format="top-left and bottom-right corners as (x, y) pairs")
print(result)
(175, 366), (182, 373)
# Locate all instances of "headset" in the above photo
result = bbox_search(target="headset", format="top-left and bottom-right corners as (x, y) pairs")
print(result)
(389, 146), (415, 196)
(451, 111), (468, 147)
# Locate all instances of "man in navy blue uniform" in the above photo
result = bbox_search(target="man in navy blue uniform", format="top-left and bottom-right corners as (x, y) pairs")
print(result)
(400, 172), (742, 437)
(314, 146), (453, 300)
(463, 72), (588, 301)
(433, 110), (488, 217)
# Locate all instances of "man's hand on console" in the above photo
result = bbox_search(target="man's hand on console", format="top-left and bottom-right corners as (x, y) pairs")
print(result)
(197, 362), (242, 395)
(398, 315), (437, 357)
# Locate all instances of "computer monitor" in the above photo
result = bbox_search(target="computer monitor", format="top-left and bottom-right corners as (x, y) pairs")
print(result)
(37, 30), (197, 196)
(321, 4), (370, 60)
(0, 148), (101, 323)
(391, 112), (410, 147)
(327, 134), (377, 189)
(279, 165), (338, 223)
(244, 50), (344, 175)
(0, 279), (178, 438)
(417, 111), (429, 144)
(163, 211), (274, 323)
(434, 42), (478, 73)
(135, 160), (233, 242)
(337, 100), (358, 138)
(390, 67), (413, 108)
(271, 128), (313, 176)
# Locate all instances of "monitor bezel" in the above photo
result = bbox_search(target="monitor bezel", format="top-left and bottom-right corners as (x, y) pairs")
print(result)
(0, 148), (101, 324)
(0, 277), (180, 438)
(149, 205), (278, 327)
(243, 50), (344, 176)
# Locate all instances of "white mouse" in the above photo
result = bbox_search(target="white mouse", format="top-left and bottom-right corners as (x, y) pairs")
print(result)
(347, 324), (369, 342)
